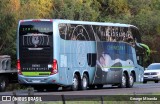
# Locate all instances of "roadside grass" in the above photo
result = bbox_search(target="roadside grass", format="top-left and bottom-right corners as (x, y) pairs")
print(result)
(22, 94), (160, 104)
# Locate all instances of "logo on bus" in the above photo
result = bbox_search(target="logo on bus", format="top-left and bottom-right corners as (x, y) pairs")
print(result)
(23, 34), (49, 47)
(32, 35), (39, 47)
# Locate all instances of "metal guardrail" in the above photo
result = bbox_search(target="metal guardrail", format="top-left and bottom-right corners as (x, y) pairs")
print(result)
(0, 55), (11, 70)
(10, 88), (160, 104)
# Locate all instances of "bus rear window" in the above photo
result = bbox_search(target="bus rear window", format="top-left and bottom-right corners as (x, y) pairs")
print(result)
(19, 21), (53, 47)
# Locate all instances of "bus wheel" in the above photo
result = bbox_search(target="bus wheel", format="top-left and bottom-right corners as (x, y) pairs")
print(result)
(80, 74), (88, 90)
(71, 74), (79, 91)
(126, 73), (134, 88)
(118, 73), (127, 88)
(155, 81), (159, 83)
(0, 76), (8, 92)
(96, 84), (103, 89)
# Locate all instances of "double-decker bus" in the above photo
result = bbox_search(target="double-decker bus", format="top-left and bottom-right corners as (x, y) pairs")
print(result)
(17, 19), (149, 91)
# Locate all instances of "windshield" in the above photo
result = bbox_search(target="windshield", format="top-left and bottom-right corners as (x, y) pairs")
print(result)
(148, 64), (160, 70)
(19, 21), (53, 47)
(19, 21), (53, 64)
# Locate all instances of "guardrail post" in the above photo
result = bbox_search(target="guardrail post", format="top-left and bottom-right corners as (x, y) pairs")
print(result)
(13, 90), (18, 104)
(134, 92), (138, 104)
(28, 87), (35, 104)
(61, 95), (66, 104)
(100, 96), (104, 104)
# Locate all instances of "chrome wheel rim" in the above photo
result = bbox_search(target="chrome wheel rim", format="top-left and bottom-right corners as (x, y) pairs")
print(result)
(130, 75), (134, 86)
(122, 75), (126, 87)
(73, 77), (78, 89)
(83, 77), (87, 88)
(0, 81), (5, 90)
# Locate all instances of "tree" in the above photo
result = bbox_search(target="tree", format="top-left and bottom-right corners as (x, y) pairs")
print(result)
(0, 0), (20, 66)
(52, 0), (100, 21)
(128, 0), (160, 63)
(19, 0), (53, 19)
(97, 0), (131, 23)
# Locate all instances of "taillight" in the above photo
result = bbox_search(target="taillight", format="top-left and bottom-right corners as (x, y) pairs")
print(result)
(17, 59), (22, 75)
(50, 19), (53, 22)
(20, 20), (24, 24)
(51, 59), (58, 75)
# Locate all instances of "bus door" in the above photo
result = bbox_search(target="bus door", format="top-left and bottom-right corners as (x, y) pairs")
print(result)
(93, 42), (105, 84)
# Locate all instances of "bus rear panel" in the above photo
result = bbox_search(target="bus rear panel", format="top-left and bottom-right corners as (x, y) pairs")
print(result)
(17, 20), (59, 84)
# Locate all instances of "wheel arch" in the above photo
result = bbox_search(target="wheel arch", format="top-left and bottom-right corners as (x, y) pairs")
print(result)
(82, 71), (89, 79)
(131, 70), (136, 82)
(74, 71), (81, 82)
(82, 71), (90, 82)
(123, 70), (129, 79)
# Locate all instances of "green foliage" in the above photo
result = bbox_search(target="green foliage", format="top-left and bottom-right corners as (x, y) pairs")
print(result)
(129, 0), (160, 36)
(19, 0), (53, 19)
(97, 0), (131, 23)
(0, 0), (18, 60)
(108, 0), (129, 15)
(52, 0), (100, 21)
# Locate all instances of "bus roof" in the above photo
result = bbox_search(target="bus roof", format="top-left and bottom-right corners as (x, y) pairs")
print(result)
(19, 19), (137, 28)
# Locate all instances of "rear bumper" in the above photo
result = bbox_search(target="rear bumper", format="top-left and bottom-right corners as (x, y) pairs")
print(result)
(18, 74), (59, 85)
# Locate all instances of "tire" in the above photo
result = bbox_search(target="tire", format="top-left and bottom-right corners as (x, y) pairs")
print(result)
(71, 74), (79, 91)
(155, 81), (159, 83)
(143, 81), (147, 84)
(80, 74), (88, 90)
(96, 84), (103, 89)
(126, 73), (134, 88)
(118, 73), (127, 88)
(0, 76), (8, 92)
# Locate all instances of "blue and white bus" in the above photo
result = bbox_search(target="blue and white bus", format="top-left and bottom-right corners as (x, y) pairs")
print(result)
(17, 19), (148, 91)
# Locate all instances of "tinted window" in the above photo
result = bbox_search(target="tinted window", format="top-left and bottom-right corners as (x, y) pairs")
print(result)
(92, 26), (134, 43)
(19, 21), (53, 64)
(19, 21), (53, 47)
(59, 24), (95, 41)
(59, 23), (135, 45)
(148, 64), (160, 70)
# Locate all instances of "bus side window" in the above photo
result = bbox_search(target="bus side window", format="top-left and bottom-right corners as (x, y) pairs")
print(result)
(87, 53), (97, 67)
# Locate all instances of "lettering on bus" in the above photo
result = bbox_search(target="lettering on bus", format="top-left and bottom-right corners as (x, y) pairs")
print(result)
(22, 27), (50, 32)
(107, 45), (125, 50)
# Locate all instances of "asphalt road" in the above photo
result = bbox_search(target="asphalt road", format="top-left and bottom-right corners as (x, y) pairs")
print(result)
(1, 82), (160, 103)
(1, 82), (160, 96)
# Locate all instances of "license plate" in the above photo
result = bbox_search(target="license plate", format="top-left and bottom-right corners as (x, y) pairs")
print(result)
(32, 80), (41, 83)
(148, 76), (153, 78)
